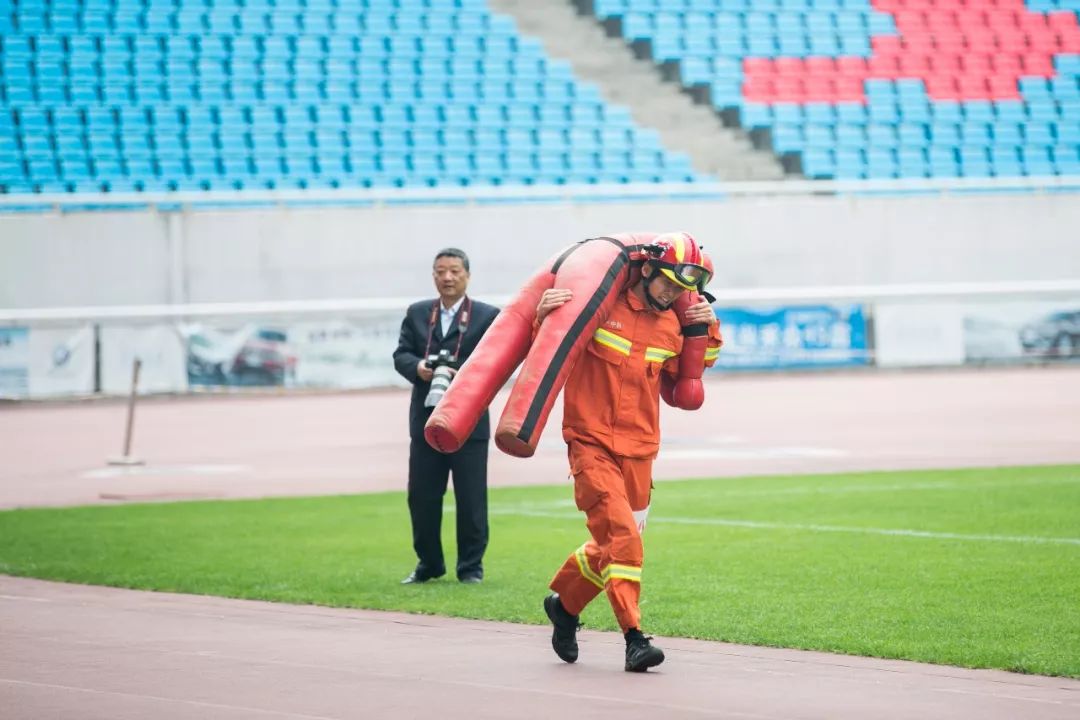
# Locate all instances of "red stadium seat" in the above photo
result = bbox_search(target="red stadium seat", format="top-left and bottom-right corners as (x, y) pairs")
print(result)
(774, 77), (805, 100)
(872, 36), (903, 56)
(953, 11), (986, 30)
(956, 76), (991, 98)
(987, 76), (1020, 99)
(833, 77), (865, 102)
(902, 36), (936, 53)
(961, 55), (993, 74)
(931, 54), (962, 73)
(899, 54), (932, 74)
(836, 57), (868, 78)
(992, 54), (1022, 74)
(1059, 31), (1080, 53)
(934, 36), (967, 54)
(1047, 11), (1078, 30)
(924, 75), (959, 99)
(1018, 13), (1048, 30)
(895, 11), (928, 30)
(997, 34), (1028, 53)
(806, 57), (837, 76)
(743, 58), (776, 76)
(741, 77), (775, 103)
(965, 33), (997, 53)
(1022, 54), (1054, 76)
(776, 58), (806, 77)
(804, 77), (833, 100)
(868, 55), (902, 78)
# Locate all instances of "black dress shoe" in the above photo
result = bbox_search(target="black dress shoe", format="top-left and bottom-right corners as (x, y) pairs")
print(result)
(458, 573), (483, 584)
(401, 570), (442, 585)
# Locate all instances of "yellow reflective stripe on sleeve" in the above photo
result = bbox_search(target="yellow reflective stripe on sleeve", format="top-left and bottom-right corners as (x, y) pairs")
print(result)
(704, 346), (721, 361)
(601, 563), (642, 584)
(575, 545), (605, 589)
(644, 346), (677, 363)
(593, 328), (632, 356)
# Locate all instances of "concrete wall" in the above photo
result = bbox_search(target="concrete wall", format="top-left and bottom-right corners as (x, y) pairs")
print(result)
(2, 191), (1078, 308)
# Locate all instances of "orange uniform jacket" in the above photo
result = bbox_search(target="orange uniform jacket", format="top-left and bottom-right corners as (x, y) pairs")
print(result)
(562, 287), (723, 458)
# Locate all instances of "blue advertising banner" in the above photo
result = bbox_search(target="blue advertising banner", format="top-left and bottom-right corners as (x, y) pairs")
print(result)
(0, 326), (30, 397)
(711, 304), (870, 370)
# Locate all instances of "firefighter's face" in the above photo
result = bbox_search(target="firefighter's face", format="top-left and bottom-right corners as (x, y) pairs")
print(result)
(644, 265), (687, 308)
(433, 256), (469, 303)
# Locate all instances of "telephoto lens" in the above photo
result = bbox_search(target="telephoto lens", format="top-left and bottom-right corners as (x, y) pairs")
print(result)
(424, 364), (454, 407)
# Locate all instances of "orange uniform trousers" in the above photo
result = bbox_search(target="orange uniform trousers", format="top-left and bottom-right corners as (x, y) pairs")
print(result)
(549, 439), (653, 633)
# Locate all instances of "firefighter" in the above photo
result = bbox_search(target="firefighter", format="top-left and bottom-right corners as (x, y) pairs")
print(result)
(536, 232), (722, 672)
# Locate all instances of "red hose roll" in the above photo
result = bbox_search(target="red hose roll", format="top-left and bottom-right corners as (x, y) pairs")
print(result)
(426, 232), (712, 458)
(494, 235), (655, 458)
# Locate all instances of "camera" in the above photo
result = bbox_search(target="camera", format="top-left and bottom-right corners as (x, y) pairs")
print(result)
(423, 348), (459, 408)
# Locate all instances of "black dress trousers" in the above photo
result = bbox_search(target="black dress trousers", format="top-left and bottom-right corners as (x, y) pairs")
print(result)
(408, 436), (489, 579)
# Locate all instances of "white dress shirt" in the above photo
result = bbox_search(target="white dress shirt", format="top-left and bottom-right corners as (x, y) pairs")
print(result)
(440, 297), (464, 336)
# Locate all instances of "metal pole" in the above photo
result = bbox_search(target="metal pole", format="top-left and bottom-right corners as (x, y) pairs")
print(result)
(108, 357), (145, 466)
(93, 323), (102, 394)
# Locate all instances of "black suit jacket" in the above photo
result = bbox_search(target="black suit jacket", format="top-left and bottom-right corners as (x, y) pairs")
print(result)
(393, 296), (500, 442)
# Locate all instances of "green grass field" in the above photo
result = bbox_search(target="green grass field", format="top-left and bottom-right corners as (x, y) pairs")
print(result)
(1, 464), (1077, 677)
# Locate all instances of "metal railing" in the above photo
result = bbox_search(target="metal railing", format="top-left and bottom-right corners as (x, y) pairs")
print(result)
(4, 279), (1080, 326)
(2, 175), (1079, 212)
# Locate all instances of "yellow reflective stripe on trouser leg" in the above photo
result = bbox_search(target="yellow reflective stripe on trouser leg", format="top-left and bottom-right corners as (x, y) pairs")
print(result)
(575, 544), (604, 589)
(704, 346), (721, 361)
(601, 563), (642, 584)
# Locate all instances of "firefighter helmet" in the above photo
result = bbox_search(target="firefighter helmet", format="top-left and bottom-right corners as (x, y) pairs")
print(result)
(646, 232), (711, 291)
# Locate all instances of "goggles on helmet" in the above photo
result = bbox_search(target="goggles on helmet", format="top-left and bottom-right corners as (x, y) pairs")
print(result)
(652, 261), (712, 291)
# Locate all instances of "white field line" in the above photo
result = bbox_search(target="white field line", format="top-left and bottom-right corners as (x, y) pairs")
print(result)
(658, 447), (849, 460)
(488, 507), (1080, 546)
(491, 475), (1080, 502)
(688, 475), (1080, 498)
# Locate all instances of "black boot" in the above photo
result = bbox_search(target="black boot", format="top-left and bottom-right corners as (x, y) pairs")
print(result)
(543, 593), (581, 663)
(624, 628), (665, 672)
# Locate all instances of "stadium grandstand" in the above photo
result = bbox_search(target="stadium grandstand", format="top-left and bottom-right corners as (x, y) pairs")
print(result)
(0, 0), (1077, 197)
(0, 0), (707, 195)
(586, 0), (1080, 179)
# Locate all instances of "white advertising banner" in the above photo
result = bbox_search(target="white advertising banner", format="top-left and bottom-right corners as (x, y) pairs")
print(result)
(291, 315), (409, 389)
(0, 326), (30, 398)
(178, 315), (408, 390)
(28, 325), (95, 397)
(0, 325), (95, 398)
(101, 324), (189, 395)
(874, 304), (966, 368)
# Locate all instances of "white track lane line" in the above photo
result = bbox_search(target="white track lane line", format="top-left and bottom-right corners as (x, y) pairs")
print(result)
(0, 678), (341, 720)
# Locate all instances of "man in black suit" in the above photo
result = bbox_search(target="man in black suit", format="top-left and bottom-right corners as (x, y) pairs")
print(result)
(393, 248), (500, 585)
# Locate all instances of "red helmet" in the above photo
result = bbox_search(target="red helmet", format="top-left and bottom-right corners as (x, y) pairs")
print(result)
(647, 232), (711, 291)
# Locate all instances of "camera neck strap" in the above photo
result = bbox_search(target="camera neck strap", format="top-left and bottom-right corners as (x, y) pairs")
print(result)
(424, 296), (472, 360)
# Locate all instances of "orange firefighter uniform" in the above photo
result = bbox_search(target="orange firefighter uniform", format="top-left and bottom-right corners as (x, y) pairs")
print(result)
(548, 286), (722, 633)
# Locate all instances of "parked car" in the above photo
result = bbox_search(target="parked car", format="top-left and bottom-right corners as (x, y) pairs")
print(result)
(185, 325), (297, 386)
(1019, 310), (1080, 357)
(233, 328), (297, 384)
